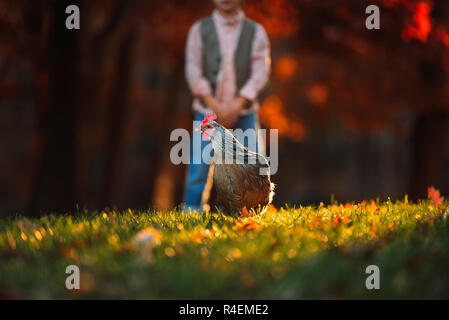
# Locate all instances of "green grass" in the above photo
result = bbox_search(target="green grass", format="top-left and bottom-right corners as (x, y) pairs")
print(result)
(1, 199), (449, 299)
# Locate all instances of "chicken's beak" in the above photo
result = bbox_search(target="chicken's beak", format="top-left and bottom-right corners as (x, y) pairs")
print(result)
(194, 126), (201, 132)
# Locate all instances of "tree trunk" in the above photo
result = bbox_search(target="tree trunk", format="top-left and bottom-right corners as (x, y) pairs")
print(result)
(410, 109), (449, 200)
(28, 0), (81, 216)
(100, 30), (137, 208)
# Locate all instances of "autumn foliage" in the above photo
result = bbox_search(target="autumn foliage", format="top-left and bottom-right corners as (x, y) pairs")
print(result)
(1, 0), (449, 216)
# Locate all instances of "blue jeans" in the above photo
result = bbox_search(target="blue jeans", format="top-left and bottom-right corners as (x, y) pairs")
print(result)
(183, 112), (261, 211)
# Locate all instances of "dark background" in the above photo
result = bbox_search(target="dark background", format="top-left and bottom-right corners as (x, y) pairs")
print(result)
(1, 0), (448, 217)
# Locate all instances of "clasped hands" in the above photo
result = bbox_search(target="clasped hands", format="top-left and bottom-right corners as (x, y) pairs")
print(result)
(202, 94), (250, 128)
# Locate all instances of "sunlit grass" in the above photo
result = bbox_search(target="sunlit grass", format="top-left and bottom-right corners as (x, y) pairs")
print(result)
(0, 198), (448, 299)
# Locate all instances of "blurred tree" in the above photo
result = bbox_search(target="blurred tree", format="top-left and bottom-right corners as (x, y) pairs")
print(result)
(1, 0), (449, 216)
(257, 0), (449, 200)
(29, 0), (80, 216)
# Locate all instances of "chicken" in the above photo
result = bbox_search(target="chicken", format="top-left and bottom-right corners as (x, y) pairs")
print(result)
(198, 113), (275, 214)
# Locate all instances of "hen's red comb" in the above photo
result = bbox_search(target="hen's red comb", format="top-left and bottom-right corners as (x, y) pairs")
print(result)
(201, 112), (217, 126)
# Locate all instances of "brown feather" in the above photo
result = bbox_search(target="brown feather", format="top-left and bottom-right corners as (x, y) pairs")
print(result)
(213, 163), (274, 214)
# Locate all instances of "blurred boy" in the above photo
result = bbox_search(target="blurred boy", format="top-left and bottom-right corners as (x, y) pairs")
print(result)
(184, 0), (271, 211)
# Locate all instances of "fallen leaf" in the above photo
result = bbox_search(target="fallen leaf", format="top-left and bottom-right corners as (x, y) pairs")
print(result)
(134, 227), (162, 247)
(428, 186), (444, 208)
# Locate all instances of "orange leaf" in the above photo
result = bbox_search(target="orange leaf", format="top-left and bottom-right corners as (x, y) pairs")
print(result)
(239, 206), (250, 217)
(332, 214), (342, 228)
(192, 230), (210, 243)
(342, 213), (352, 224)
(243, 221), (259, 232)
(428, 186), (444, 208)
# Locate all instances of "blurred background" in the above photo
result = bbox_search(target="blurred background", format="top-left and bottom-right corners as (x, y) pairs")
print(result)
(1, 0), (449, 217)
